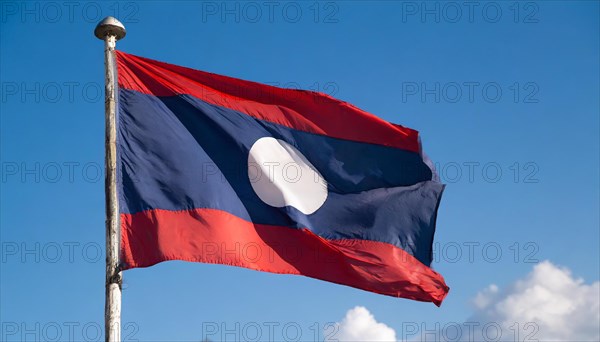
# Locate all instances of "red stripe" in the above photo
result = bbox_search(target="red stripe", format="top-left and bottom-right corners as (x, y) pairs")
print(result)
(120, 208), (449, 306)
(115, 50), (421, 153)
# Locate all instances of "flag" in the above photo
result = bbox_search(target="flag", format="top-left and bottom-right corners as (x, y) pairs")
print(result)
(115, 51), (449, 305)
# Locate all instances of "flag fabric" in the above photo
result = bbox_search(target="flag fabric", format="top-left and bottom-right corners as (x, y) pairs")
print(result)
(115, 51), (449, 305)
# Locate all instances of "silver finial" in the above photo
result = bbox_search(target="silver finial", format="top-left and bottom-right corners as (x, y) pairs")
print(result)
(94, 16), (126, 40)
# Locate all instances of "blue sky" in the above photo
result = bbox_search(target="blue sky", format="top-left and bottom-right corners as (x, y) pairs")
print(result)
(1, 1), (599, 341)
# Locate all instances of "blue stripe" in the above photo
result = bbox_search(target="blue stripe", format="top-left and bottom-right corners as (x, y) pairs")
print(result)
(117, 89), (444, 265)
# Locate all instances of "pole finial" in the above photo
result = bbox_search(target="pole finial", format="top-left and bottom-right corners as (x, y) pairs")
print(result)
(95, 16), (126, 40)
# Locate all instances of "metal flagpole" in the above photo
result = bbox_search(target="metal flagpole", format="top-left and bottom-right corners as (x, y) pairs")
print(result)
(94, 16), (126, 342)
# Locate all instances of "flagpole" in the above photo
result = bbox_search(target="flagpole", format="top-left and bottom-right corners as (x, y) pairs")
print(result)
(95, 16), (126, 342)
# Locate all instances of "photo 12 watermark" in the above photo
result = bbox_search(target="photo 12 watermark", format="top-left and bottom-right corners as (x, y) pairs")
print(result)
(1, 241), (103, 264)
(401, 82), (540, 104)
(433, 161), (540, 184)
(432, 241), (540, 264)
(1, 321), (139, 342)
(399, 320), (539, 342)
(1, 81), (103, 104)
(201, 321), (339, 342)
(399, 1), (540, 24)
(200, 1), (340, 24)
(2, 161), (105, 184)
(0, 1), (139, 24)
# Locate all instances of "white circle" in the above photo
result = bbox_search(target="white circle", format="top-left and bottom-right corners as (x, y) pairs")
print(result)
(248, 137), (328, 215)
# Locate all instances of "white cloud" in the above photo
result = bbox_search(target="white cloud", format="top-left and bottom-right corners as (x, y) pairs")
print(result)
(473, 283), (499, 310)
(470, 260), (600, 341)
(332, 261), (599, 342)
(328, 306), (397, 342)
